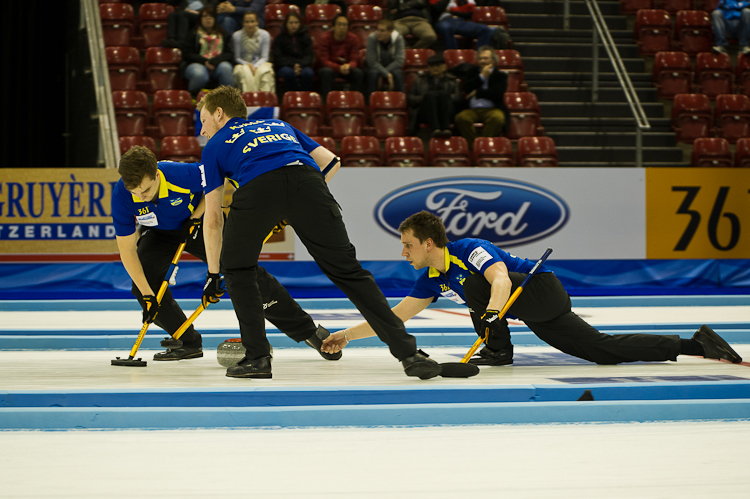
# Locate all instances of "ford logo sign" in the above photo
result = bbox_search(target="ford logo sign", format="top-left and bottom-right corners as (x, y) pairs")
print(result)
(374, 177), (569, 247)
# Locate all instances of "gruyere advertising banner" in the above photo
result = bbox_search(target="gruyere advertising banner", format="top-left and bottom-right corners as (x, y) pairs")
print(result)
(646, 168), (750, 259)
(297, 168), (647, 261)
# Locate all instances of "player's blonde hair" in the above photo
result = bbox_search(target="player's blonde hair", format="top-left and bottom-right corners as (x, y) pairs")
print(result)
(197, 85), (247, 119)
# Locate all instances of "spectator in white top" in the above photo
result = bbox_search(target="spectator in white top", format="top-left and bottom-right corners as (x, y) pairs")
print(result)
(232, 11), (275, 92)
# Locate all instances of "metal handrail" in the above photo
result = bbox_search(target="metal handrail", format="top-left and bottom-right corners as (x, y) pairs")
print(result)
(81, 0), (120, 169)
(584, 0), (650, 167)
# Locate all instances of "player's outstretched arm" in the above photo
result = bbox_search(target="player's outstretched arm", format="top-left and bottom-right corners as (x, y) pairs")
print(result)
(203, 187), (224, 274)
(116, 233), (154, 297)
(309, 146), (340, 183)
(321, 296), (433, 353)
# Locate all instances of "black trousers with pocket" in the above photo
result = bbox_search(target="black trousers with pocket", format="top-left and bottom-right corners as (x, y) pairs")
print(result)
(462, 272), (681, 364)
(221, 164), (418, 361)
(134, 225), (317, 348)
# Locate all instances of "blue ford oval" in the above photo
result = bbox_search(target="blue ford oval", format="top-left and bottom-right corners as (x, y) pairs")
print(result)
(374, 177), (569, 247)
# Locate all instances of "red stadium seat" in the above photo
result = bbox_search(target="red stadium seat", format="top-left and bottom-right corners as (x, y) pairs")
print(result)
(734, 137), (750, 166)
(634, 9), (672, 56)
(144, 47), (182, 93)
(348, 5), (383, 47)
(369, 91), (408, 139)
(112, 90), (149, 136)
(443, 49), (477, 69)
(282, 91), (323, 135)
(496, 49), (526, 92)
(403, 48), (435, 92)
(152, 90), (193, 138)
(305, 4), (342, 46)
(242, 91), (279, 107)
(674, 11), (713, 55)
(119, 136), (157, 155)
(308, 136), (338, 153)
(691, 137), (732, 167)
(620, 0), (653, 15)
(327, 91), (366, 139)
(517, 136), (558, 167)
(473, 137), (514, 167)
(504, 92), (542, 139)
(653, 51), (693, 99)
(139, 3), (174, 48)
(714, 94), (750, 143)
(341, 136), (382, 166)
(100, 3), (135, 47)
(672, 93), (712, 143)
(429, 137), (471, 166)
(471, 6), (508, 29)
(664, 0), (694, 14)
(106, 46), (140, 91)
(695, 51), (733, 99)
(737, 53), (750, 96)
(385, 137), (426, 167)
(265, 4), (301, 40)
(161, 136), (202, 162)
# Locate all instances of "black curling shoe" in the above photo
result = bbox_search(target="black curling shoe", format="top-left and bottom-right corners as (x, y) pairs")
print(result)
(693, 325), (742, 363)
(468, 345), (513, 366)
(153, 345), (203, 361)
(402, 350), (442, 379)
(226, 356), (272, 378)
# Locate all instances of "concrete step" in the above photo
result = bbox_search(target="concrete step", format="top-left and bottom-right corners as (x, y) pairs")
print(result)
(541, 117), (672, 133)
(556, 146), (684, 164)
(532, 86), (658, 103)
(547, 131), (676, 148)
(509, 29), (633, 44)
(501, 0), (621, 16)
(525, 72), (654, 89)
(513, 42), (640, 59)
(508, 14), (628, 31)
(523, 57), (645, 74)
(539, 101), (665, 118)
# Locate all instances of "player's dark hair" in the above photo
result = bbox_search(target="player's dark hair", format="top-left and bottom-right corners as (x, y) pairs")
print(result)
(118, 146), (157, 190)
(198, 85), (247, 119)
(398, 211), (449, 247)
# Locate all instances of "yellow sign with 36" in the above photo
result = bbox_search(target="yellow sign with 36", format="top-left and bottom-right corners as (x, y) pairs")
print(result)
(646, 168), (750, 259)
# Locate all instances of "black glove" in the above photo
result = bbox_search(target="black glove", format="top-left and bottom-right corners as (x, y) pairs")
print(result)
(180, 218), (202, 243)
(202, 272), (226, 307)
(479, 309), (502, 341)
(142, 295), (160, 324)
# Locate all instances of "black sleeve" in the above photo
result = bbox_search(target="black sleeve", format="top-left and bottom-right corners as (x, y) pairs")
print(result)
(182, 32), (207, 64)
(475, 70), (507, 107)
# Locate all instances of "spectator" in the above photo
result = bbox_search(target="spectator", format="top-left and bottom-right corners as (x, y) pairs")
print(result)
(387, 0), (437, 49)
(453, 46), (508, 149)
(232, 11), (276, 93)
(711, 1), (750, 55)
(273, 12), (315, 92)
(407, 53), (461, 137)
(365, 19), (406, 99)
(163, 0), (204, 48)
(181, 6), (235, 97)
(430, 0), (499, 50)
(318, 14), (364, 102)
(216, 0), (266, 34)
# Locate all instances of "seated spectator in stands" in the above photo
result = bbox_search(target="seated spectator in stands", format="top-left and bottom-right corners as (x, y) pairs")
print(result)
(430, 0), (503, 50)
(407, 53), (461, 137)
(318, 14), (364, 102)
(388, 0), (437, 49)
(232, 11), (276, 92)
(711, 1), (750, 55)
(181, 6), (235, 96)
(453, 46), (508, 149)
(163, 0), (204, 48)
(365, 19), (406, 100)
(273, 12), (315, 92)
(217, 0), (266, 34)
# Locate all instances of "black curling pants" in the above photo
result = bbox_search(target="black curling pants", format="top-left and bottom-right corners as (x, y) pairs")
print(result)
(134, 226), (317, 348)
(462, 272), (682, 364)
(220, 164), (417, 361)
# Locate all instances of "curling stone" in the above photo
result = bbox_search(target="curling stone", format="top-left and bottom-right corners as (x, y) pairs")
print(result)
(217, 338), (273, 367)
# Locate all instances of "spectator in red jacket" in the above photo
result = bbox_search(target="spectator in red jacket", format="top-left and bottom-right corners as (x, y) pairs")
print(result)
(317, 14), (363, 102)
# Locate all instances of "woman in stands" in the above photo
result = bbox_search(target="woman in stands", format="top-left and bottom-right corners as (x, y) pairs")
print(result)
(232, 11), (276, 93)
(181, 6), (235, 97)
(272, 12), (315, 92)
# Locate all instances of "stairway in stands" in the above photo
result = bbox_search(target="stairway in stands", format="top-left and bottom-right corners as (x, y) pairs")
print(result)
(504, 0), (688, 166)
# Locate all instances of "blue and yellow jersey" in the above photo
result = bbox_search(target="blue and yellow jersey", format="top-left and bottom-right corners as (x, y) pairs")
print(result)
(200, 118), (322, 194)
(111, 162), (204, 237)
(408, 239), (552, 305)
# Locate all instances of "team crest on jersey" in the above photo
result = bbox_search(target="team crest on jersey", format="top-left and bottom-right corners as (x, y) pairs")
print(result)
(170, 198), (183, 206)
(249, 126), (272, 134)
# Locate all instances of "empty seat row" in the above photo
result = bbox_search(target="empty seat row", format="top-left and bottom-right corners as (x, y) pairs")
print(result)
(692, 137), (750, 167)
(108, 46), (183, 93)
(621, 0), (717, 15)
(120, 135), (201, 162)
(634, 9), (714, 56)
(672, 93), (750, 143)
(653, 51), (742, 99)
(114, 90), (193, 138)
(101, 2), (173, 49)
